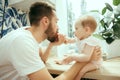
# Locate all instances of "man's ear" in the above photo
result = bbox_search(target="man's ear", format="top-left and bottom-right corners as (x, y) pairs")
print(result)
(41, 16), (50, 30)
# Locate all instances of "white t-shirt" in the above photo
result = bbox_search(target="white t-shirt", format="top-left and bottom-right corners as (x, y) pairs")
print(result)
(76, 36), (100, 53)
(0, 27), (45, 80)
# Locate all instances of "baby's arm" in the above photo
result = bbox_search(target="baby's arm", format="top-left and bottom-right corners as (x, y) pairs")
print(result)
(64, 37), (76, 44)
(56, 43), (95, 64)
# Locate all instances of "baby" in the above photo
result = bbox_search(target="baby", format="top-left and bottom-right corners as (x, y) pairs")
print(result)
(56, 15), (102, 80)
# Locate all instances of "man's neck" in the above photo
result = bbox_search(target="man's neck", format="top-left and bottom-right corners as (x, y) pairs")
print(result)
(27, 26), (45, 43)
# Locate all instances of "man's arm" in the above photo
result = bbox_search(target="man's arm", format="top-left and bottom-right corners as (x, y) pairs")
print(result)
(40, 43), (54, 63)
(40, 34), (66, 63)
(28, 62), (87, 80)
(28, 45), (101, 80)
(90, 46), (102, 61)
(28, 67), (53, 80)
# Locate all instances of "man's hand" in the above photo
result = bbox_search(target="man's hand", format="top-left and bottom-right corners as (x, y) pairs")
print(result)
(90, 46), (102, 61)
(50, 33), (66, 46)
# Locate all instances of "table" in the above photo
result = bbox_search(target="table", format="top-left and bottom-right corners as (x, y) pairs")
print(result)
(46, 57), (120, 80)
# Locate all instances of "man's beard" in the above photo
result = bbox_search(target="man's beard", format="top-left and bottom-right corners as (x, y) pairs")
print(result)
(45, 23), (58, 42)
(47, 32), (58, 42)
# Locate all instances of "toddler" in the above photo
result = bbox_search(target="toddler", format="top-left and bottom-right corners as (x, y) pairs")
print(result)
(56, 15), (102, 80)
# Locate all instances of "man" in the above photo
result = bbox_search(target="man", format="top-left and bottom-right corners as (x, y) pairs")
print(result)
(0, 1), (101, 80)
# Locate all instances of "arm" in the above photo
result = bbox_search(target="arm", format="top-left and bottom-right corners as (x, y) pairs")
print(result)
(28, 62), (88, 80)
(40, 34), (66, 63)
(28, 67), (54, 80)
(64, 37), (76, 44)
(57, 43), (95, 64)
(90, 46), (102, 61)
(40, 43), (53, 63)
(28, 43), (102, 80)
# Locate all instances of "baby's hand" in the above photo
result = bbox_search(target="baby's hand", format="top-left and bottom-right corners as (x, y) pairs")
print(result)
(64, 37), (76, 44)
(55, 55), (74, 65)
(50, 34), (66, 46)
(55, 59), (64, 65)
(64, 38), (70, 44)
(62, 55), (73, 64)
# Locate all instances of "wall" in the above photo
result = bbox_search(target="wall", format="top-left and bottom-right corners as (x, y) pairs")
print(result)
(0, 0), (28, 38)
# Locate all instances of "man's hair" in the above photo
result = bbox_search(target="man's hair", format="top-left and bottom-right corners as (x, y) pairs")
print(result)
(29, 1), (55, 26)
(77, 15), (97, 32)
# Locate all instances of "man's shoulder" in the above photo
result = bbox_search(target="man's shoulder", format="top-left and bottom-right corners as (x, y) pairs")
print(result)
(10, 27), (37, 46)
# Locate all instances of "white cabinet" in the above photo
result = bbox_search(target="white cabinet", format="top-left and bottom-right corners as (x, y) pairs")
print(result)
(9, 0), (56, 11)
(9, 0), (24, 5)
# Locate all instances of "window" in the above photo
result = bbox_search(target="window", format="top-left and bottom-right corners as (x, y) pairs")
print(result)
(55, 0), (113, 57)
(66, 0), (112, 36)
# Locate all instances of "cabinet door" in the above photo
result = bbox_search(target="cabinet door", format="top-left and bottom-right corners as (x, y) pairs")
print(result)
(9, 0), (24, 5)
(9, 0), (56, 12)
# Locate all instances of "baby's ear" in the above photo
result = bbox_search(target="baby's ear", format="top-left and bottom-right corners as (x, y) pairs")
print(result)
(85, 26), (92, 34)
(85, 26), (90, 32)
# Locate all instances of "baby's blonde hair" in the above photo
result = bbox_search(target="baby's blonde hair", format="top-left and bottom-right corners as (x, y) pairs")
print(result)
(76, 15), (97, 32)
